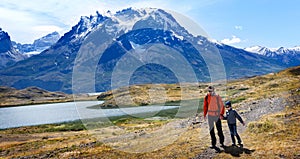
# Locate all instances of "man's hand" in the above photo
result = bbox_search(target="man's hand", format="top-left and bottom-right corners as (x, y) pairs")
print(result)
(220, 115), (224, 120)
(204, 116), (207, 120)
(242, 122), (246, 126)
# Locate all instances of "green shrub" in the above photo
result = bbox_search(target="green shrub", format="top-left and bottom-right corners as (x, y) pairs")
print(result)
(232, 97), (246, 104)
(247, 119), (277, 133)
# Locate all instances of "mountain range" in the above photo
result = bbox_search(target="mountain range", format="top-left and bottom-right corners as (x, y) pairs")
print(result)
(12, 31), (60, 57)
(245, 45), (300, 66)
(0, 8), (299, 94)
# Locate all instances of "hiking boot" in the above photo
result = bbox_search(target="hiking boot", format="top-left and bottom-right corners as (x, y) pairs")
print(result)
(214, 147), (221, 153)
(232, 143), (236, 146)
(220, 144), (225, 147)
(238, 143), (243, 147)
(210, 145), (217, 149)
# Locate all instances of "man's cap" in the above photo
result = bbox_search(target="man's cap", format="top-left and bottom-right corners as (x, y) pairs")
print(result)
(208, 86), (214, 92)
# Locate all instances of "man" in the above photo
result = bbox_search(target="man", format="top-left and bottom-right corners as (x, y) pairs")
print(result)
(203, 86), (225, 148)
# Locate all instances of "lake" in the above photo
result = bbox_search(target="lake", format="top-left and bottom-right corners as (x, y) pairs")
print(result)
(0, 101), (179, 129)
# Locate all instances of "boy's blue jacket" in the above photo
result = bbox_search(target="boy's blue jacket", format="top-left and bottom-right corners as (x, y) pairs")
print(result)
(223, 108), (244, 124)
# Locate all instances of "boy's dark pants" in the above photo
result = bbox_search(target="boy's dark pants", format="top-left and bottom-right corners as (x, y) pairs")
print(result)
(208, 116), (224, 146)
(228, 123), (242, 144)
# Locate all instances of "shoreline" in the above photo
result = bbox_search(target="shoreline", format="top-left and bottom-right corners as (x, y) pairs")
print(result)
(0, 105), (180, 130)
(0, 96), (99, 108)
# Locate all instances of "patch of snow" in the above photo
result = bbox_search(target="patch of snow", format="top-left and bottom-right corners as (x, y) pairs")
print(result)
(24, 51), (41, 57)
(209, 39), (222, 46)
(244, 46), (263, 53)
(289, 46), (300, 51)
(269, 47), (279, 52)
(112, 14), (140, 33)
(171, 31), (183, 40)
(129, 41), (145, 53)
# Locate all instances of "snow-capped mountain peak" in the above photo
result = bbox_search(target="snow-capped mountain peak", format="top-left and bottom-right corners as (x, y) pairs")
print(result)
(244, 45), (275, 56)
(244, 45), (300, 66)
(289, 46), (300, 51)
(61, 7), (192, 45)
(33, 31), (60, 49)
(245, 45), (300, 57)
(12, 31), (60, 57)
(110, 8), (186, 35)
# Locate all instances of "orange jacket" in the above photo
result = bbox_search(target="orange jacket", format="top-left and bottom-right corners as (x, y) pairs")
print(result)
(203, 93), (225, 117)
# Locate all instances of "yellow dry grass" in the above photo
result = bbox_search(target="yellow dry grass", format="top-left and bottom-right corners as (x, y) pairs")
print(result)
(0, 66), (299, 158)
(0, 120), (207, 158)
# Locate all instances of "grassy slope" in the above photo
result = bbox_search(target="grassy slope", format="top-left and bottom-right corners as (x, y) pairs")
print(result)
(0, 66), (299, 158)
(98, 65), (300, 108)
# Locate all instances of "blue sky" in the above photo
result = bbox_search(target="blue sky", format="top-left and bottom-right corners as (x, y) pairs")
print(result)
(0, 0), (299, 49)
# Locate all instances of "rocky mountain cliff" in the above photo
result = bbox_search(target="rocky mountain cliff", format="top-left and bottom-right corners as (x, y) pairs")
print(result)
(0, 28), (25, 69)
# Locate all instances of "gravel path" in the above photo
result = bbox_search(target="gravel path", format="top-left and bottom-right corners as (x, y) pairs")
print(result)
(193, 96), (287, 159)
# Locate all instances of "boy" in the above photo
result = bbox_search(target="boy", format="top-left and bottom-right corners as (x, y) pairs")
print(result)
(223, 101), (245, 146)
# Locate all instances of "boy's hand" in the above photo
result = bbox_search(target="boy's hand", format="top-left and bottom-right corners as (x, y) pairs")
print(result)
(242, 122), (246, 126)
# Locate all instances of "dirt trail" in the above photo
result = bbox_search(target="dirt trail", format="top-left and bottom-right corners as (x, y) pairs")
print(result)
(193, 96), (287, 158)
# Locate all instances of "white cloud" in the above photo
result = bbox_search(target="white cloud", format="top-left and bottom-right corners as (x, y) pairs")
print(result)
(0, 0), (220, 43)
(234, 25), (243, 30)
(0, 0), (110, 43)
(221, 36), (241, 45)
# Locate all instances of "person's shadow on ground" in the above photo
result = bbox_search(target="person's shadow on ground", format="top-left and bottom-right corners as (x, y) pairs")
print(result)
(221, 145), (255, 157)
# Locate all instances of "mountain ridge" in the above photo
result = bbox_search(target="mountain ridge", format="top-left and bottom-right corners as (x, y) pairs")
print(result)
(245, 45), (300, 66)
(12, 31), (60, 57)
(245, 45), (300, 56)
(0, 8), (298, 93)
